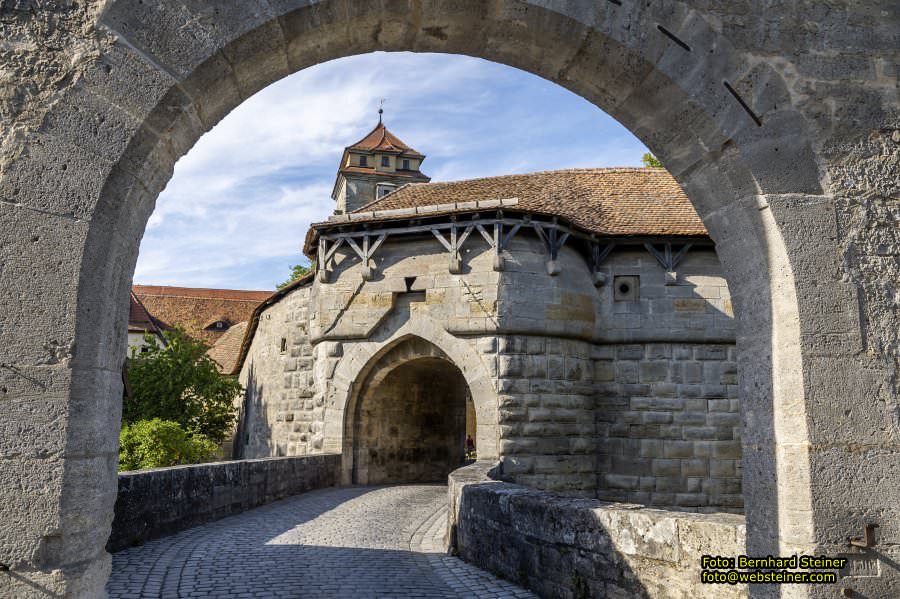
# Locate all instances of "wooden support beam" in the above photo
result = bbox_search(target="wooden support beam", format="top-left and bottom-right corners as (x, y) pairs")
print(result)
(533, 220), (569, 275)
(590, 242), (615, 287)
(644, 242), (693, 285)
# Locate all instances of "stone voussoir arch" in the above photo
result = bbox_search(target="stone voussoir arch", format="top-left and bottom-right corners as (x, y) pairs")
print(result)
(324, 321), (499, 484)
(3, 1), (897, 597)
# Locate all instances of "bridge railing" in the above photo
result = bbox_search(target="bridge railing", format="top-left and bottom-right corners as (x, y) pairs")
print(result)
(448, 461), (746, 598)
(108, 454), (341, 552)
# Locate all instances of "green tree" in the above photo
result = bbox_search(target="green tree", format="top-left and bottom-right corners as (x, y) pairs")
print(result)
(277, 262), (312, 289)
(119, 419), (220, 471)
(641, 153), (663, 167)
(125, 328), (241, 443)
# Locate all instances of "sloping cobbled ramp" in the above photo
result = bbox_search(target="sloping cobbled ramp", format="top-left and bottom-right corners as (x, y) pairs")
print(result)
(107, 484), (536, 598)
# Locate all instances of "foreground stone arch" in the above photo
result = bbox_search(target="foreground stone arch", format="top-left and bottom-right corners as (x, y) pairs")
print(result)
(0, 1), (897, 596)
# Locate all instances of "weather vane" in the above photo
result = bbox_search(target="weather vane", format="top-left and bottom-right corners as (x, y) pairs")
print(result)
(378, 98), (385, 123)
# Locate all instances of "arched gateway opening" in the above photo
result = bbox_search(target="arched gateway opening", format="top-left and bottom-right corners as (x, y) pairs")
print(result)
(349, 340), (475, 484)
(341, 336), (478, 485)
(5, 1), (895, 597)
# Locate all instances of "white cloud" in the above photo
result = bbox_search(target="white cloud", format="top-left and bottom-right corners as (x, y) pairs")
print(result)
(135, 52), (648, 289)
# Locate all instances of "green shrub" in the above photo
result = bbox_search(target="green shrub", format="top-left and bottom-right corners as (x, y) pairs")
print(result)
(119, 419), (220, 471)
(125, 327), (242, 443)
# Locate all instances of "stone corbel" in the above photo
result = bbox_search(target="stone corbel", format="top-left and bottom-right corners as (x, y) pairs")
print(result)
(643, 242), (692, 285)
(317, 238), (347, 283)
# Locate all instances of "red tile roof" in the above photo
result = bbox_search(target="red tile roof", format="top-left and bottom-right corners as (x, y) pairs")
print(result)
(308, 168), (707, 254)
(132, 285), (272, 345)
(361, 168), (704, 235)
(128, 292), (163, 336)
(347, 122), (424, 157)
(207, 321), (249, 374)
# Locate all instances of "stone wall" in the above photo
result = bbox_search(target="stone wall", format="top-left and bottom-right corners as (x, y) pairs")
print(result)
(595, 343), (742, 510)
(491, 335), (598, 496)
(449, 463), (746, 599)
(238, 284), (322, 458)
(594, 248), (734, 342)
(107, 455), (340, 552)
(240, 233), (739, 506)
(354, 357), (468, 484)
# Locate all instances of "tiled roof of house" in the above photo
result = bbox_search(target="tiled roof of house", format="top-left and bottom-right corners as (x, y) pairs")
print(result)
(128, 292), (163, 335)
(132, 285), (271, 345)
(307, 168), (707, 255)
(359, 168), (704, 235)
(207, 321), (249, 374)
(347, 122), (424, 157)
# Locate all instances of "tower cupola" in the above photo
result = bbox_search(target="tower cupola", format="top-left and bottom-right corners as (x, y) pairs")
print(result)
(331, 118), (430, 214)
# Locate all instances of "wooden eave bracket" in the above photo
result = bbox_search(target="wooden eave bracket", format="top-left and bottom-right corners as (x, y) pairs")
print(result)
(644, 242), (693, 285)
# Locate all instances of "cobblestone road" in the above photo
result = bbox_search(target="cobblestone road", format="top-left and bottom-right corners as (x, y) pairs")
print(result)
(107, 485), (536, 598)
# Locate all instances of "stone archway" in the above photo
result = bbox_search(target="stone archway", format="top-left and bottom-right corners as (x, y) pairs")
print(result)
(1, 2), (897, 597)
(325, 326), (498, 486)
(346, 338), (474, 485)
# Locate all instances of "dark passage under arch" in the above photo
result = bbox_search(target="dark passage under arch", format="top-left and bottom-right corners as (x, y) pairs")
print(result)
(352, 357), (474, 484)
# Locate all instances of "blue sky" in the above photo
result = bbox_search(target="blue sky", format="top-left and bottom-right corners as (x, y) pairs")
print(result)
(134, 52), (649, 290)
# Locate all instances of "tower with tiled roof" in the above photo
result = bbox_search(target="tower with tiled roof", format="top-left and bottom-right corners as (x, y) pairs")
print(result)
(331, 114), (430, 214)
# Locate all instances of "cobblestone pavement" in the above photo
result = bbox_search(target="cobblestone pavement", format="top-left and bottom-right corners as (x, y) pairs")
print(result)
(107, 484), (537, 598)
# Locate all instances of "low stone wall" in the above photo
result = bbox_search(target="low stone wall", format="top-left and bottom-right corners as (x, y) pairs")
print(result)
(449, 463), (746, 598)
(108, 454), (341, 552)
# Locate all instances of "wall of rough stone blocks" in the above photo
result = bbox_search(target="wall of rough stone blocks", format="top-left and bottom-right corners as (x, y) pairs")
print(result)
(238, 285), (323, 458)
(107, 454), (340, 553)
(241, 232), (738, 508)
(595, 343), (742, 511)
(490, 334), (598, 496)
(354, 358), (468, 484)
(595, 248), (735, 342)
(449, 463), (746, 599)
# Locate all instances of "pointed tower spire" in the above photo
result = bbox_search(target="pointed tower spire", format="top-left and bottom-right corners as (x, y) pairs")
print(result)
(378, 98), (385, 124)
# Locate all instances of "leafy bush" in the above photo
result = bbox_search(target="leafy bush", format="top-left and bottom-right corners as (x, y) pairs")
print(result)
(119, 419), (220, 471)
(125, 328), (242, 443)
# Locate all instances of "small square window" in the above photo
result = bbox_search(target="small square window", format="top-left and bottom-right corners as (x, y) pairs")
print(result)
(613, 276), (640, 302)
(359, 155), (368, 167)
(381, 156), (390, 167)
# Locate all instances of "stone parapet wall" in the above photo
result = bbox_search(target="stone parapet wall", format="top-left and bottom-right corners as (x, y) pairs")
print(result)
(595, 343), (741, 510)
(448, 463), (746, 599)
(107, 455), (341, 552)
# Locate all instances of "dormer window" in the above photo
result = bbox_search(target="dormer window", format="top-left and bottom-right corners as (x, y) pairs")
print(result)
(381, 156), (390, 167)
(359, 155), (368, 167)
(205, 320), (230, 331)
(402, 159), (410, 170)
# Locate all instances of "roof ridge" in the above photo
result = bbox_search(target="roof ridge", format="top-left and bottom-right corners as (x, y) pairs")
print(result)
(133, 285), (272, 294)
(423, 167), (664, 186)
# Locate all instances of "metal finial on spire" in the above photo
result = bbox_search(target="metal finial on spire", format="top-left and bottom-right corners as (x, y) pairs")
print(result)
(378, 98), (385, 123)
